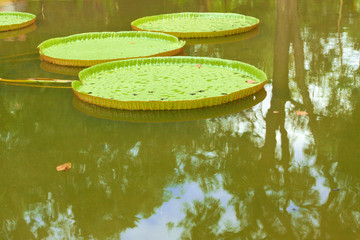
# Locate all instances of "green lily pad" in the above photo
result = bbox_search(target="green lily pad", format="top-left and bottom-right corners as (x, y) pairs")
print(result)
(131, 12), (259, 38)
(72, 57), (267, 110)
(0, 12), (36, 32)
(38, 31), (185, 67)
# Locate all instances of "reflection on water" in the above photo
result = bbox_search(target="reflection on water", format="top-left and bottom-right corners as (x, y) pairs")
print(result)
(0, 23), (37, 40)
(72, 89), (267, 123)
(1, 0), (360, 239)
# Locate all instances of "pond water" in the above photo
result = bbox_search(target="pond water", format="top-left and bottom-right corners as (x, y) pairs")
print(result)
(1, 0), (360, 239)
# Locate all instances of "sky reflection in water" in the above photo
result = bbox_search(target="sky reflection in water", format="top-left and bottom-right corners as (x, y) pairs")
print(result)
(1, 0), (360, 239)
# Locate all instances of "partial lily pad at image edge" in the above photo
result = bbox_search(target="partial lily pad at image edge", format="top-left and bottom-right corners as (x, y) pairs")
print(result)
(0, 12), (36, 32)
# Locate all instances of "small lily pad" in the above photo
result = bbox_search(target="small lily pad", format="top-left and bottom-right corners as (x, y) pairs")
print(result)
(0, 12), (36, 32)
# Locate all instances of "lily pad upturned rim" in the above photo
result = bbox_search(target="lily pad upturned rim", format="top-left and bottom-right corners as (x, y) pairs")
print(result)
(40, 61), (84, 76)
(37, 31), (186, 67)
(0, 12), (36, 32)
(0, 21), (37, 39)
(72, 89), (267, 123)
(185, 27), (259, 45)
(131, 12), (260, 38)
(72, 56), (267, 111)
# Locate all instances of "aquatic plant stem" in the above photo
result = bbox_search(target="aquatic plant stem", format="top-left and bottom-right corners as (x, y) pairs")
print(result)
(0, 82), (72, 88)
(0, 57), (39, 63)
(0, 51), (38, 60)
(0, 78), (73, 84)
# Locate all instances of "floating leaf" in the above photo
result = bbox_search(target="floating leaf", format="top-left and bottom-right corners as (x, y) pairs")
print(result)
(246, 79), (257, 84)
(72, 57), (267, 110)
(56, 162), (71, 171)
(296, 111), (308, 116)
(38, 32), (185, 67)
(0, 12), (36, 32)
(131, 12), (260, 38)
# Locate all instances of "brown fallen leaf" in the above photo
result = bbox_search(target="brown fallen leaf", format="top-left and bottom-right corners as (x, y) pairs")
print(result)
(273, 111), (279, 114)
(246, 79), (257, 84)
(56, 163), (71, 172)
(296, 111), (308, 116)
(195, 64), (202, 68)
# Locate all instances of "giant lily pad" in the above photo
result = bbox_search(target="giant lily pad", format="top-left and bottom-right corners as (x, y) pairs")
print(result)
(131, 12), (259, 38)
(72, 57), (267, 110)
(38, 31), (185, 67)
(0, 12), (36, 32)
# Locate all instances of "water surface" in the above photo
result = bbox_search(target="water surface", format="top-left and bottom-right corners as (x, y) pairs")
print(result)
(1, 0), (360, 239)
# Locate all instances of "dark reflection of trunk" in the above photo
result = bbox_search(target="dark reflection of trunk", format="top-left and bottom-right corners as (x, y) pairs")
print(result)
(220, 1), (303, 238)
(337, 0), (343, 69)
(257, 0), (354, 238)
(256, 0), (294, 237)
(198, 0), (209, 12)
(255, 0), (309, 237)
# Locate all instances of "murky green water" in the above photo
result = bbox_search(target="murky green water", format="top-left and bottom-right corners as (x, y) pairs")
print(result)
(1, 0), (360, 239)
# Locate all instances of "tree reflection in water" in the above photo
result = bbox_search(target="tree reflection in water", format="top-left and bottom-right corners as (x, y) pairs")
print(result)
(1, 0), (360, 239)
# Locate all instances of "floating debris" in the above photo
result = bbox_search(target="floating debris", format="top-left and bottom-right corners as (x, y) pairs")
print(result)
(296, 111), (308, 116)
(56, 163), (71, 172)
